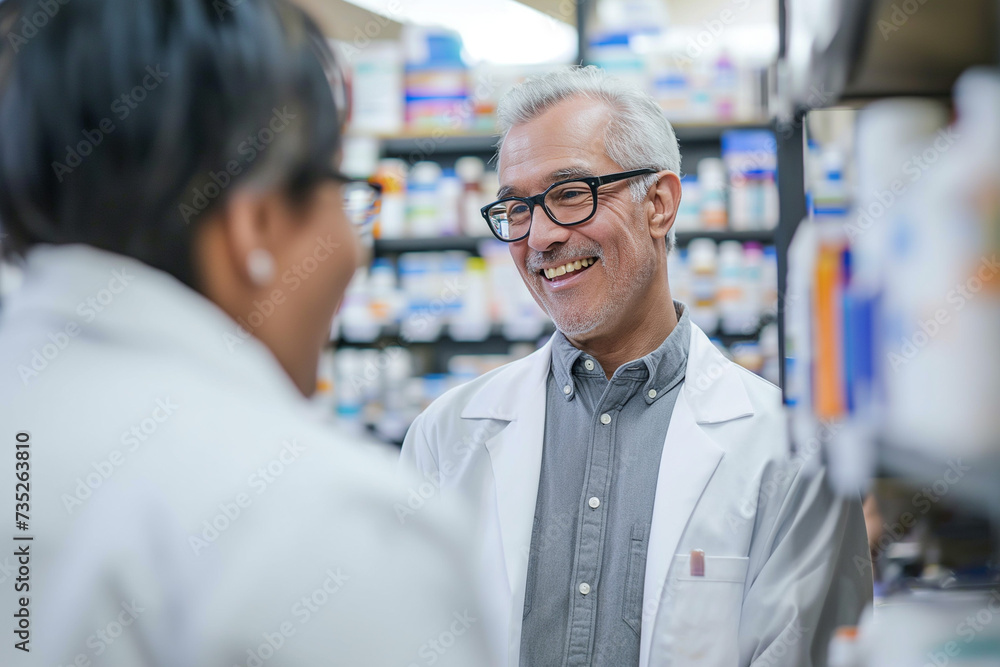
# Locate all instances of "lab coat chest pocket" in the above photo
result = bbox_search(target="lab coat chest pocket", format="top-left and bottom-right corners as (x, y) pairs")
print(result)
(661, 554), (749, 665)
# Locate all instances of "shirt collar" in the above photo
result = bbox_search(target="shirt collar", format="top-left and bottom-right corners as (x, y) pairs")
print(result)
(549, 301), (691, 404)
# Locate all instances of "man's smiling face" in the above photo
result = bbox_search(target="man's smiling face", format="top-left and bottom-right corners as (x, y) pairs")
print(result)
(498, 95), (661, 339)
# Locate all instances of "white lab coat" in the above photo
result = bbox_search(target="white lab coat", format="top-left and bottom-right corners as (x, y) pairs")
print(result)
(401, 322), (872, 666)
(0, 244), (494, 667)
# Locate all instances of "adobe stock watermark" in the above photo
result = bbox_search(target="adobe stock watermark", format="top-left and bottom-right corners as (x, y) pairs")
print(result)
(212, 0), (249, 19)
(535, 0), (579, 35)
(337, 0), (404, 62)
(399, 73), (500, 165)
(51, 65), (171, 182)
(751, 619), (808, 667)
(924, 589), (1000, 667)
(61, 397), (180, 514)
(888, 253), (999, 371)
(178, 106), (298, 224)
(878, 0), (934, 41)
(347, 273), (471, 394)
(724, 419), (840, 533)
(189, 438), (306, 555)
(4, 0), (70, 54)
(515, 510), (575, 579)
(17, 267), (135, 385)
(232, 566), (350, 667)
(846, 127), (959, 241)
(404, 610), (477, 667)
(54, 599), (145, 666)
(0, 556), (16, 586)
(394, 418), (501, 524)
(676, 0), (756, 66)
(223, 234), (341, 352)
(859, 458), (970, 574)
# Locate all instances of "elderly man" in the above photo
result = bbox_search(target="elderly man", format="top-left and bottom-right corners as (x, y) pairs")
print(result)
(400, 67), (871, 667)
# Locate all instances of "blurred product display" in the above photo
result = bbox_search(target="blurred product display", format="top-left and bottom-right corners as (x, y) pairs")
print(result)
(361, 155), (497, 240)
(675, 131), (778, 233)
(778, 23), (1000, 664)
(330, 236), (780, 443)
(785, 69), (1000, 495)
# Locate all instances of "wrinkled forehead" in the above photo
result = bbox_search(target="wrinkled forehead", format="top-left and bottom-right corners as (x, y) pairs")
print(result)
(497, 97), (619, 196)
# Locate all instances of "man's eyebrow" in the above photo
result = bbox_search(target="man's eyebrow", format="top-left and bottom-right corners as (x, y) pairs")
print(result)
(496, 167), (596, 199)
(549, 167), (595, 181)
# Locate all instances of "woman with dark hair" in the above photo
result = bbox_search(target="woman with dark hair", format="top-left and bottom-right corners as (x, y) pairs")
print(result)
(0, 1), (492, 665)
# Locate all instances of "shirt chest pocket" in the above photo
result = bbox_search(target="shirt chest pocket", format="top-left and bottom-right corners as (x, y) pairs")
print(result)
(658, 553), (749, 665)
(622, 524), (647, 636)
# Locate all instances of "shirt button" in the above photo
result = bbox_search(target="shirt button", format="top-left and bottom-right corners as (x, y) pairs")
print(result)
(579, 582), (591, 595)
(600, 413), (611, 425)
(648, 388), (657, 399)
(563, 384), (572, 395)
(584, 359), (595, 371)
(588, 496), (600, 509)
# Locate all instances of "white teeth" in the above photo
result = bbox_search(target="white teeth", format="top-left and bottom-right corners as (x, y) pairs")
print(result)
(543, 258), (596, 279)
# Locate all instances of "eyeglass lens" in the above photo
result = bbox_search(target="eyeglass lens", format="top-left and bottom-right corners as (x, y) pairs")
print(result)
(343, 182), (380, 227)
(486, 180), (595, 240)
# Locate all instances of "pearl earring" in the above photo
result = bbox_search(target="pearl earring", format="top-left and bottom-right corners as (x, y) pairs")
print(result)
(246, 248), (275, 286)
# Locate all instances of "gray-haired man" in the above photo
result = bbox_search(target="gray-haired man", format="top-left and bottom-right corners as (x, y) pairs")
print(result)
(401, 66), (871, 667)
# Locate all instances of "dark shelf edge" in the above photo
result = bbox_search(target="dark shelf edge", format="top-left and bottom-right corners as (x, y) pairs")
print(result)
(674, 122), (772, 143)
(334, 324), (767, 348)
(335, 324), (555, 347)
(371, 237), (494, 255)
(674, 229), (776, 246)
(371, 230), (775, 256)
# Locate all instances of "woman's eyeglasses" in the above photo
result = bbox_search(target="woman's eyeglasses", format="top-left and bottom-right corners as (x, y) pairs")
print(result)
(322, 168), (383, 229)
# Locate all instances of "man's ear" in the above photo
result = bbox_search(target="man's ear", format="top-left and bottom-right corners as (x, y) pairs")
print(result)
(646, 170), (682, 242)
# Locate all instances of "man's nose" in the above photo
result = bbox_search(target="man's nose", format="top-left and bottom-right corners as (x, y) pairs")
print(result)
(526, 204), (571, 252)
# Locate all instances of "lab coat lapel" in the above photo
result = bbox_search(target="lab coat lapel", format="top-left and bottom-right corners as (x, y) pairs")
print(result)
(639, 324), (753, 667)
(462, 338), (553, 636)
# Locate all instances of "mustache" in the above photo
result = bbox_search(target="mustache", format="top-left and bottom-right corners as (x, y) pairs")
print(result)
(524, 244), (603, 272)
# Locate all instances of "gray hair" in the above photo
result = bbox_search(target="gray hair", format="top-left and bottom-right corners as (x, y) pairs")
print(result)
(496, 66), (681, 251)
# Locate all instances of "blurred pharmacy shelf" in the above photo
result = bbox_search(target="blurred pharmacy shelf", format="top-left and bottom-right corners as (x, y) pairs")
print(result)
(772, 0), (1000, 663)
(332, 19), (783, 446)
(875, 441), (1000, 519)
(366, 121), (773, 157)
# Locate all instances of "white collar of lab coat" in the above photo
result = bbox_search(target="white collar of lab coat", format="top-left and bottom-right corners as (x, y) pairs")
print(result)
(459, 319), (754, 424)
(10, 243), (304, 404)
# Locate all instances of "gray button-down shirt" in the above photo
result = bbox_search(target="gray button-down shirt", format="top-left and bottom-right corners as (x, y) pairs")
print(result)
(519, 302), (691, 667)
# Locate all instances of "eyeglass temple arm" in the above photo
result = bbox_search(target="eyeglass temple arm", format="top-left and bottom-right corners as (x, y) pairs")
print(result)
(594, 168), (657, 186)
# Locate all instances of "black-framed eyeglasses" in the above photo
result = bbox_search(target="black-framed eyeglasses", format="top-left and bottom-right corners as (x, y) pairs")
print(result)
(323, 168), (383, 229)
(480, 168), (657, 242)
